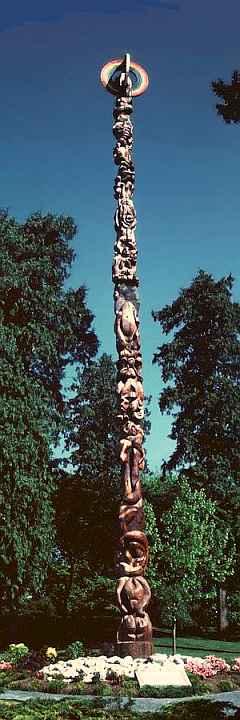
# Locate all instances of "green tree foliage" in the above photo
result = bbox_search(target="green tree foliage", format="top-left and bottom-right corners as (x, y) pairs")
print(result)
(152, 271), (240, 508)
(0, 210), (98, 609)
(144, 498), (162, 603)
(160, 480), (235, 621)
(212, 70), (240, 124)
(144, 476), (235, 627)
(56, 354), (121, 575)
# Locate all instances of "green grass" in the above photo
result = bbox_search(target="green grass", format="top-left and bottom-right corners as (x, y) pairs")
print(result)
(154, 635), (240, 662)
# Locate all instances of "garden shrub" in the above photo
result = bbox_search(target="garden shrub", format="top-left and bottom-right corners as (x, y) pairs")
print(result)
(105, 669), (120, 684)
(92, 671), (101, 684)
(121, 678), (138, 695)
(186, 672), (211, 695)
(140, 684), (193, 698)
(0, 670), (28, 689)
(93, 682), (113, 696)
(217, 679), (235, 692)
(64, 641), (85, 659)
(47, 677), (65, 692)
(75, 681), (85, 693)
(7, 643), (29, 664)
(15, 649), (46, 672)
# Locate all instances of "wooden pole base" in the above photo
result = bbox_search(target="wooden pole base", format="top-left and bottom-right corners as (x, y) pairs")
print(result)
(116, 641), (153, 658)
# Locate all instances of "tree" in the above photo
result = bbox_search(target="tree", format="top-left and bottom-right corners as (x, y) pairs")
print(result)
(156, 479), (235, 628)
(152, 271), (240, 507)
(212, 70), (240, 124)
(57, 354), (121, 574)
(0, 210), (98, 609)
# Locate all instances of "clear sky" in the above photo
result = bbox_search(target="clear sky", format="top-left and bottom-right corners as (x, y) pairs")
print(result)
(1, 0), (239, 470)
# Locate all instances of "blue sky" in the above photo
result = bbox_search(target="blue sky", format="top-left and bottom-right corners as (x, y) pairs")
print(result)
(1, 0), (239, 470)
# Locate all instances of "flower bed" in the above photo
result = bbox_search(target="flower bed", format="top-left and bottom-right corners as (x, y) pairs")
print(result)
(1, 643), (240, 698)
(185, 655), (230, 679)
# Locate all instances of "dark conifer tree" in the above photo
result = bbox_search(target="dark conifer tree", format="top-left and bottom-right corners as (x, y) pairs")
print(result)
(0, 210), (98, 608)
(212, 70), (240, 123)
(153, 270), (240, 509)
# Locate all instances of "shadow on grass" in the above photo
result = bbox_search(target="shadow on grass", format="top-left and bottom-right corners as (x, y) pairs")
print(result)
(158, 698), (240, 719)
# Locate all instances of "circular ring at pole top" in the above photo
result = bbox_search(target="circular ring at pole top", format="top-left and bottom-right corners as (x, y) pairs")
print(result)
(100, 58), (149, 96)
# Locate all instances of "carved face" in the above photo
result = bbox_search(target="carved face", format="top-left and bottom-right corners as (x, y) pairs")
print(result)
(117, 612), (152, 642)
(118, 378), (144, 419)
(120, 199), (137, 229)
(113, 256), (136, 282)
(130, 380), (144, 420)
(116, 531), (148, 576)
(118, 356), (137, 379)
(123, 420), (144, 444)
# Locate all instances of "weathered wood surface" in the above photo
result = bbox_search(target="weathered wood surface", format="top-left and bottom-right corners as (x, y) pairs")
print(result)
(110, 58), (152, 651)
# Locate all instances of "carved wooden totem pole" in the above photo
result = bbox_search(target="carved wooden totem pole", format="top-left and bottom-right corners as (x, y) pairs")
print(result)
(100, 54), (152, 657)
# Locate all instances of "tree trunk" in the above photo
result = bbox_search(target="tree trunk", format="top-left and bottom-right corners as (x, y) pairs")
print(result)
(218, 586), (228, 633)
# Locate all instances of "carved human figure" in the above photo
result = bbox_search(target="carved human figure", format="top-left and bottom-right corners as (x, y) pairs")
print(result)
(119, 496), (144, 534)
(115, 300), (140, 355)
(118, 354), (141, 380)
(117, 377), (144, 420)
(117, 576), (151, 615)
(116, 530), (149, 577)
(117, 612), (152, 642)
(115, 199), (137, 230)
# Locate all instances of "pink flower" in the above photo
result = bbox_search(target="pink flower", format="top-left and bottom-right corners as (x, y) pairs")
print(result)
(185, 655), (230, 679)
(232, 657), (240, 672)
(0, 662), (13, 671)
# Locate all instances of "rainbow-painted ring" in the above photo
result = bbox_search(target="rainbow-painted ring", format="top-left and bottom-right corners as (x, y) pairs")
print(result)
(100, 58), (149, 97)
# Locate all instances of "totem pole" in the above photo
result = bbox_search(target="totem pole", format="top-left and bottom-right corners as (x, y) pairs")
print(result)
(100, 54), (152, 658)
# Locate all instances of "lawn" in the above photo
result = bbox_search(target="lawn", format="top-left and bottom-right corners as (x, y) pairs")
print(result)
(154, 635), (240, 662)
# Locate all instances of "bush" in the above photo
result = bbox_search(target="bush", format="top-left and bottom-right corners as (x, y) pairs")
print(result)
(14, 650), (46, 672)
(10, 677), (46, 691)
(93, 682), (113, 696)
(106, 669), (120, 684)
(140, 684), (193, 698)
(187, 672), (211, 695)
(92, 672), (101, 684)
(64, 641), (85, 659)
(217, 679), (235, 692)
(121, 678), (138, 696)
(0, 670), (29, 689)
(47, 677), (65, 692)
(0, 643), (29, 665)
(74, 681), (85, 693)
